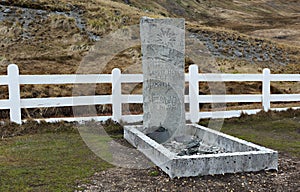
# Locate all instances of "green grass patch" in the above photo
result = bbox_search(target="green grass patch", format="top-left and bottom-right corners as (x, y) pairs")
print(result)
(199, 109), (300, 157)
(0, 131), (113, 191)
(0, 110), (299, 191)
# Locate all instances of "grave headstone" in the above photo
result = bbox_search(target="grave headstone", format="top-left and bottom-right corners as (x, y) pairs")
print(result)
(140, 17), (185, 143)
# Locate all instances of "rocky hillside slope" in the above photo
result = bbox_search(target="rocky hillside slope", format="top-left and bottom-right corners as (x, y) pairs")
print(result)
(0, 0), (299, 118)
(0, 0), (299, 74)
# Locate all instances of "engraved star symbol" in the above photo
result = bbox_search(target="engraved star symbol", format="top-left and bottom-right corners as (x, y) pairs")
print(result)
(156, 28), (176, 47)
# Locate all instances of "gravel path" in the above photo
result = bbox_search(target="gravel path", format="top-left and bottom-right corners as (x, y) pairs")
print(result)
(76, 153), (299, 192)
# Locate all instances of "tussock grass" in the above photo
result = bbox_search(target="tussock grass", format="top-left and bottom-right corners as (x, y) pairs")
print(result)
(1, 0), (72, 12)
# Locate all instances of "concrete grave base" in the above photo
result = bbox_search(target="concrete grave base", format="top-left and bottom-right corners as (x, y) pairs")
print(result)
(124, 124), (278, 178)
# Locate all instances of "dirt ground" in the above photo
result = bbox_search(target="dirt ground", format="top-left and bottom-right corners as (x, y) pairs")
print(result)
(1, 115), (299, 192)
(75, 111), (300, 192)
(76, 152), (299, 192)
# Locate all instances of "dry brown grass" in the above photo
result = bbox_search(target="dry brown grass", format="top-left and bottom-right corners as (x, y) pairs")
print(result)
(0, 0), (299, 120)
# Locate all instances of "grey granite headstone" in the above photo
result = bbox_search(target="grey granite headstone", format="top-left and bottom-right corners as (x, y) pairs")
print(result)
(140, 17), (185, 143)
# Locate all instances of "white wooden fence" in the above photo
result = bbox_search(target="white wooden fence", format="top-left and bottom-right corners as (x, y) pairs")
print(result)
(0, 64), (299, 124)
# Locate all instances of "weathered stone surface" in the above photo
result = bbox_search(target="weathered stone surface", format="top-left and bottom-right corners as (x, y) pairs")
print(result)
(146, 126), (170, 143)
(140, 17), (185, 142)
(124, 17), (278, 178)
(124, 124), (278, 178)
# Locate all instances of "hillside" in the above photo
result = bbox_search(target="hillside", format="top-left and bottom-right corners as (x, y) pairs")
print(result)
(0, 0), (299, 73)
(0, 0), (299, 118)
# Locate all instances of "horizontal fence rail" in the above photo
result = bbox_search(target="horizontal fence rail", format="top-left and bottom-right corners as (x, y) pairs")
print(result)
(0, 64), (299, 124)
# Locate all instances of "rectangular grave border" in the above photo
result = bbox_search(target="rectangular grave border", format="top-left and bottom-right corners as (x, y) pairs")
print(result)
(124, 124), (278, 178)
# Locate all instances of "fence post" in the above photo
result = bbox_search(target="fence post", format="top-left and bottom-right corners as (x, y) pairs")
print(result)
(112, 68), (122, 122)
(8, 64), (22, 124)
(189, 64), (199, 123)
(262, 68), (271, 112)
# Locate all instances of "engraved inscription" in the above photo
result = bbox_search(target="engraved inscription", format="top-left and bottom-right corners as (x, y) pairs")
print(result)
(141, 17), (185, 142)
(151, 94), (178, 109)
